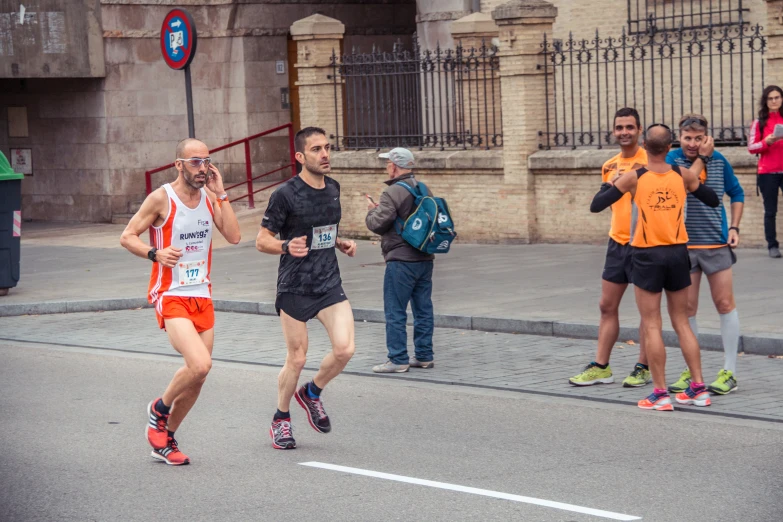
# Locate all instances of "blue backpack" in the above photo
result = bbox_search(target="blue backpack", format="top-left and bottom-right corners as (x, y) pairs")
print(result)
(395, 181), (457, 254)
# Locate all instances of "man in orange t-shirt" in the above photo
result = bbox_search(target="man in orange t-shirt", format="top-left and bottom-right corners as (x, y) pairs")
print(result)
(590, 124), (720, 411)
(570, 108), (650, 388)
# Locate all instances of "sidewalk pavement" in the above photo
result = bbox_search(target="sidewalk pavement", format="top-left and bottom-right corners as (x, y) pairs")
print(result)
(2, 222), (782, 353)
(1, 309), (780, 423)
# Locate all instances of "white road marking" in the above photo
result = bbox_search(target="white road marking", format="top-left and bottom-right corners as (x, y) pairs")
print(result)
(299, 462), (642, 521)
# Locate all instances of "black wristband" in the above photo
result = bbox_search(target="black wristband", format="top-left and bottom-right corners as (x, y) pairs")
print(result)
(281, 239), (291, 254)
(730, 226), (740, 233)
(698, 154), (712, 164)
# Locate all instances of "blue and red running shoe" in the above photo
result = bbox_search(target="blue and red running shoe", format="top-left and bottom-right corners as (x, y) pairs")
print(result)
(675, 384), (711, 407)
(638, 390), (674, 411)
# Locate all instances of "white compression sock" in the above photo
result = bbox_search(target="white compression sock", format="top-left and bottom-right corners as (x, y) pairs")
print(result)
(720, 309), (740, 374)
(689, 316), (699, 340)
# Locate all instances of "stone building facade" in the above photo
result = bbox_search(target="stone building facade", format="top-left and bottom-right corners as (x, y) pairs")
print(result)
(2, 0), (782, 247)
(0, 0), (416, 222)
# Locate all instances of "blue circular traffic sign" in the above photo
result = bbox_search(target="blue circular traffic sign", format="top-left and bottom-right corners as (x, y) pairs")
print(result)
(160, 9), (197, 70)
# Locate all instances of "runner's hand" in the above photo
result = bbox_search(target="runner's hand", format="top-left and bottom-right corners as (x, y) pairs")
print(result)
(765, 134), (780, 146)
(206, 164), (226, 195)
(156, 246), (183, 268)
(728, 228), (740, 248)
(698, 136), (714, 157)
(337, 238), (357, 257)
(288, 236), (309, 257)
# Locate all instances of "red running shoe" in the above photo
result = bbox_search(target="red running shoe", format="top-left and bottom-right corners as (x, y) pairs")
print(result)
(146, 398), (169, 450)
(151, 437), (190, 466)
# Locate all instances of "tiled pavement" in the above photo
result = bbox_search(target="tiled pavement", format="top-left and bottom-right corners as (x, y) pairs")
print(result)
(1, 309), (780, 423)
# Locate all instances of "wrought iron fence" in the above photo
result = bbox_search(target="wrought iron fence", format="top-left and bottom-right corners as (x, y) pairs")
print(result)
(329, 37), (502, 150)
(628, 0), (748, 34)
(540, 23), (766, 150)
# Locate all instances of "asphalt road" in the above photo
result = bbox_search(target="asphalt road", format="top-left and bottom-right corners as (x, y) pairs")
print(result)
(1, 343), (782, 522)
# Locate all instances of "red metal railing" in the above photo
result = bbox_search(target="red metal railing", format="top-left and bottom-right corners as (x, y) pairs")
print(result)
(144, 123), (297, 209)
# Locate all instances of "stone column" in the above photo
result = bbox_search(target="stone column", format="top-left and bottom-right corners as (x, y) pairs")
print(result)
(766, 0), (783, 83)
(492, 0), (557, 241)
(451, 12), (501, 148)
(290, 14), (345, 144)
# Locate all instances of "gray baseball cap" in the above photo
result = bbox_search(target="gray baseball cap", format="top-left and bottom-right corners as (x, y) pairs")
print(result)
(379, 147), (415, 169)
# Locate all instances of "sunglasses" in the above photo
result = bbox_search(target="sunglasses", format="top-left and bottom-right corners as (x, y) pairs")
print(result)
(680, 117), (708, 128)
(177, 157), (211, 168)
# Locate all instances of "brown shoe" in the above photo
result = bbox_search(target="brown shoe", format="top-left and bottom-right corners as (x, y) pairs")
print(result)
(409, 357), (434, 369)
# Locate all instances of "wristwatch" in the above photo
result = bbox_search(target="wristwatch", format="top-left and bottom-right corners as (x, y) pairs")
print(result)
(217, 193), (228, 202)
(281, 239), (291, 254)
(147, 248), (158, 262)
(698, 154), (712, 164)
(730, 226), (740, 234)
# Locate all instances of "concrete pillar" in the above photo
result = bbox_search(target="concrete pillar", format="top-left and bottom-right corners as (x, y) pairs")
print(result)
(492, 0), (557, 241)
(451, 12), (501, 148)
(290, 14), (345, 144)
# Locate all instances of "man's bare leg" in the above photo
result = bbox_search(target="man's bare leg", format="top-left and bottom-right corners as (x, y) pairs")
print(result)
(167, 327), (215, 432)
(313, 300), (356, 387)
(635, 287), (666, 390)
(278, 311), (309, 413)
(146, 318), (212, 462)
(595, 280), (628, 365)
(667, 287), (704, 384)
(160, 319), (213, 411)
(290, 300), (355, 436)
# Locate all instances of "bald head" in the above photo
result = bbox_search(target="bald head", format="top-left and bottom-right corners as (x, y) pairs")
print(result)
(643, 125), (673, 157)
(176, 138), (208, 159)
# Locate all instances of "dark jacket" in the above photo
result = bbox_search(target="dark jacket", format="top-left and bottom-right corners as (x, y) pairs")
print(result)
(365, 173), (436, 263)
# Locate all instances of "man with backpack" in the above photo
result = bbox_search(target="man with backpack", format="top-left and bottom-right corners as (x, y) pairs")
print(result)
(366, 147), (454, 373)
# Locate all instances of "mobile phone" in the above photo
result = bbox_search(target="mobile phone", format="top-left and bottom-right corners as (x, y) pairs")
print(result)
(366, 194), (376, 204)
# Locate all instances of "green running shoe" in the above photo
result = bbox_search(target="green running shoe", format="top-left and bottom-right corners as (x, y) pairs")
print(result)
(569, 362), (614, 386)
(622, 364), (652, 388)
(668, 368), (691, 394)
(708, 369), (738, 395)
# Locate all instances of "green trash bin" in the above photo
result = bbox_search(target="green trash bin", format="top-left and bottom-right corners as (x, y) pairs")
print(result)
(0, 151), (23, 295)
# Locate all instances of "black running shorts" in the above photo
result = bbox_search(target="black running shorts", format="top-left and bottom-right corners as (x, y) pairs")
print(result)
(602, 238), (633, 285)
(631, 244), (691, 293)
(275, 285), (348, 323)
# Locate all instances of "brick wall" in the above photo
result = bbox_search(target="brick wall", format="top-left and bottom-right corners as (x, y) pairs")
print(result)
(530, 147), (780, 248)
(321, 147), (778, 248)
(326, 150), (515, 242)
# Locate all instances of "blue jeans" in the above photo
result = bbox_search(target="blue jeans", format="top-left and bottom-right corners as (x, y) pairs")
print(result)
(383, 261), (434, 365)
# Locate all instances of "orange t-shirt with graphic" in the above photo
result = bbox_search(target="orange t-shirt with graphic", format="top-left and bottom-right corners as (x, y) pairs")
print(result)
(601, 148), (648, 245)
(631, 167), (689, 248)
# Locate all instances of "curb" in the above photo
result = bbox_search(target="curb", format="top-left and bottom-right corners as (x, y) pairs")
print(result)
(0, 298), (780, 356)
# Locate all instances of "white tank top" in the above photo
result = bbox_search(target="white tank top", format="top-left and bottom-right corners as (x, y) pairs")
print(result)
(147, 184), (214, 305)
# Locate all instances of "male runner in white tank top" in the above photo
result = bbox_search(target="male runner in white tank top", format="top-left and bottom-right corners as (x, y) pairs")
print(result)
(121, 138), (240, 465)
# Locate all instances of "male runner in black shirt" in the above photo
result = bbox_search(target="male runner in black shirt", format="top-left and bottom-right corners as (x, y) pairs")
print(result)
(256, 126), (357, 449)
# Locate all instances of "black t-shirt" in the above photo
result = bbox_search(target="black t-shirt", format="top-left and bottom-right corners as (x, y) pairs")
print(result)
(261, 175), (342, 296)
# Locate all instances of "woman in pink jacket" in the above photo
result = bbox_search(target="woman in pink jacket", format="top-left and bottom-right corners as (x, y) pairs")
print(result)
(748, 85), (783, 258)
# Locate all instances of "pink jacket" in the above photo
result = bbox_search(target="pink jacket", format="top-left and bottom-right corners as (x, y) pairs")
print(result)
(748, 111), (783, 174)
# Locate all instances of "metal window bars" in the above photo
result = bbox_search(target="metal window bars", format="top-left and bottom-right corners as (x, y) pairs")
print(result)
(627, 0), (749, 35)
(329, 35), (502, 151)
(540, 23), (766, 150)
